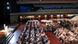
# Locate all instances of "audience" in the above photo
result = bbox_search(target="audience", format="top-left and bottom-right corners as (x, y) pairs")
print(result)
(17, 20), (49, 44)
(44, 20), (78, 44)
(17, 20), (78, 44)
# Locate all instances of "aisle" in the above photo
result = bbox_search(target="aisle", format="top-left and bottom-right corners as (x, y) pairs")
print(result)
(46, 32), (61, 44)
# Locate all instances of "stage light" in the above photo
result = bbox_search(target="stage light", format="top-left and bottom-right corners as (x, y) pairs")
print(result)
(67, 14), (74, 17)
(20, 16), (23, 19)
(6, 2), (10, 5)
(26, 16), (35, 18)
(44, 15), (47, 18)
(38, 15), (41, 18)
(7, 6), (10, 10)
(61, 15), (63, 17)
(57, 15), (60, 17)
(51, 15), (53, 17)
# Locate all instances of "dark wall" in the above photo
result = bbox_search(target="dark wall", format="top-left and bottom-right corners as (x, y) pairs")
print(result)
(0, 0), (4, 28)
(0, 0), (16, 28)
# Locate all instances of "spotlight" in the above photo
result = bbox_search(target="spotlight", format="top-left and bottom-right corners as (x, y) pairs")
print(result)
(6, 2), (10, 5)
(57, 15), (60, 17)
(7, 6), (10, 10)
(44, 15), (47, 18)
(61, 15), (63, 17)
(38, 15), (41, 18)
(51, 15), (53, 18)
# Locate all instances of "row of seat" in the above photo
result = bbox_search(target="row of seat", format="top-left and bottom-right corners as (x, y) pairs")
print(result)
(44, 20), (78, 44)
(17, 20), (50, 44)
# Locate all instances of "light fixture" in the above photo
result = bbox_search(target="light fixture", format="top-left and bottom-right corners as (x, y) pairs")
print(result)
(44, 15), (47, 18)
(6, 2), (10, 5)
(26, 16), (35, 18)
(20, 16), (23, 19)
(57, 15), (60, 17)
(67, 14), (74, 17)
(61, 15), (63, 17)
(51, 15), (53, 18)
(38, 15), (41, 18)
(7, 6), (10, 10)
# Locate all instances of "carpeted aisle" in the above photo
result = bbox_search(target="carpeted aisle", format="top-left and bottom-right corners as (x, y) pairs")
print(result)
(46, 32), (61, 44)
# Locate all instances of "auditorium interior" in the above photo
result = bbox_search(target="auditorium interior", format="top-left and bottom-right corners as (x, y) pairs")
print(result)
(0, 0), (78, 44)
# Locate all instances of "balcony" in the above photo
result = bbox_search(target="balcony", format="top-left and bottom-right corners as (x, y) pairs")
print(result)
(17, 0), (78, 4)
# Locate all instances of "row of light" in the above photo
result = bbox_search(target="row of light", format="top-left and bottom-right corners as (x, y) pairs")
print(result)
(40, 14), (73, 18)
(20, 14), (74, 19)
(38, 15), (64, 18)
(6, 2), (10, 10)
